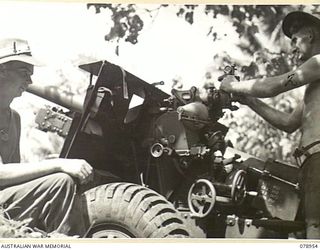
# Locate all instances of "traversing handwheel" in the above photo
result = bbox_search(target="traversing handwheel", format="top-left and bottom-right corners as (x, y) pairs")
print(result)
(231, 170), (246, 204)
(188, 179), (216, 218)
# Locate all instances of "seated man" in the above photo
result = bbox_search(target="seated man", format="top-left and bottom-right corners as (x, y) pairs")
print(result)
(0, 38), (93, 235)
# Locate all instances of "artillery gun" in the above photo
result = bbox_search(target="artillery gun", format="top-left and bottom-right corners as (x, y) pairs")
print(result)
(27, 60), (304, 238)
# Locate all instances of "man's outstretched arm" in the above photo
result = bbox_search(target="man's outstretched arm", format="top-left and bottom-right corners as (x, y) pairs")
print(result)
(243, 97), (303, 133)
(0, 158), (93, 187)
(221, 55), (320, 97)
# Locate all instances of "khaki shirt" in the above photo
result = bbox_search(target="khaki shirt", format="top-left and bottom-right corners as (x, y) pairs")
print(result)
(0, 109), (20, 163)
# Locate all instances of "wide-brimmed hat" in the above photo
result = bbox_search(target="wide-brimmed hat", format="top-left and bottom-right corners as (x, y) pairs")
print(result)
(0, 38), (43, 66)
(282, 11), (320, 38)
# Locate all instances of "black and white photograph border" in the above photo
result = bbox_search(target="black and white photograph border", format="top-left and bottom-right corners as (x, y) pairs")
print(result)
(0, 0), (319, 247)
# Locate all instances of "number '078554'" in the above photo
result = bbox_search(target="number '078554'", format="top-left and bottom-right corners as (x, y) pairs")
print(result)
(300, 244), (318, 248)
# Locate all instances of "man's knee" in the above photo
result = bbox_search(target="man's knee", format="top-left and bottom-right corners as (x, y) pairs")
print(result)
(56, 173), (75, 186)
(45, 173), (76, 193)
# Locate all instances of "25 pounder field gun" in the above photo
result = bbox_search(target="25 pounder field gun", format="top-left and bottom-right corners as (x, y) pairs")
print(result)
(27, 60), (304, 238)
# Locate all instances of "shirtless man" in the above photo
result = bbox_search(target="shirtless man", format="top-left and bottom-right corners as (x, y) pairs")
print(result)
(220, 11), (320, 239)
(0, 38), (93, 235)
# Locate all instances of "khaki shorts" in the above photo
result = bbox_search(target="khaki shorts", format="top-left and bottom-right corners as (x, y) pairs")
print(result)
(0, 173), (76, 234)
(300, 152), (320, 225)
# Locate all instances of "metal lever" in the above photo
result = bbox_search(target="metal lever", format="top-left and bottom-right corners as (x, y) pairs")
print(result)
(250, 167), (300, 190)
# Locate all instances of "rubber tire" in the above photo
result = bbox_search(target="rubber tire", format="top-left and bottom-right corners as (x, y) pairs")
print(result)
(83, 182), (192, 238)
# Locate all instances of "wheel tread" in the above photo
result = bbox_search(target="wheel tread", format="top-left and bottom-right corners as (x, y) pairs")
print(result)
(123, 188), (152, 223)
(83, 183), (193, 238)
(111, 183), (135, 220)
(136, 203), (175, 233)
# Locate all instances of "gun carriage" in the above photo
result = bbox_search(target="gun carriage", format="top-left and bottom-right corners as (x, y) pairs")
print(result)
(27, 61), (303, 238)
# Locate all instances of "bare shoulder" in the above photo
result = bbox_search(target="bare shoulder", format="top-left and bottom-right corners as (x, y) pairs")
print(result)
(302, 55), (320, 68)
(291, 55), (320, 84)
(308, 54), (320, 67)
(311, 54), (320, 61)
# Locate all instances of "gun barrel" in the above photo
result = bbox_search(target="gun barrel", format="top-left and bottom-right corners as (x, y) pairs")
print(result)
(27, 84), (84, 113)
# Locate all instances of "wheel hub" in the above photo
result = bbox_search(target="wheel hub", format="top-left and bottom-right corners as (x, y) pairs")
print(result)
(89, 224), (135, 238)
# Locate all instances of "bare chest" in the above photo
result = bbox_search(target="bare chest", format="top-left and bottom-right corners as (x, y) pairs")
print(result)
(301, 82), (320, 149)
(303, 82), (320, 113)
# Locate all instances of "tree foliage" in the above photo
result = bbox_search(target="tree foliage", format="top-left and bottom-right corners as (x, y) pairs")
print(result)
(87, 4), (144, 46)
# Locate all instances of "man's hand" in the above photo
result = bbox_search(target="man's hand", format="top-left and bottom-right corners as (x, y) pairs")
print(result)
(219, 75), (239, 93)
(47, 158), (94, 185)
